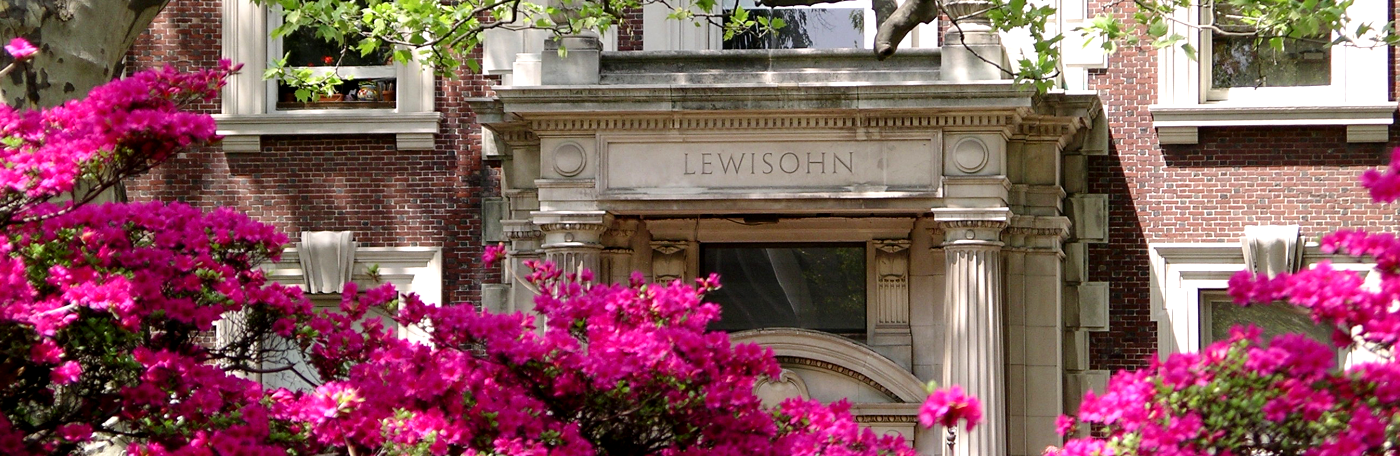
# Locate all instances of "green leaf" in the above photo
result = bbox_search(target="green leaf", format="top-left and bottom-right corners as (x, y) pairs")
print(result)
(1147, 18), (1168, 38)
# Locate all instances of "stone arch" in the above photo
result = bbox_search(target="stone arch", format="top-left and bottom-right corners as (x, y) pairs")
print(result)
(730, 328), (927, 403)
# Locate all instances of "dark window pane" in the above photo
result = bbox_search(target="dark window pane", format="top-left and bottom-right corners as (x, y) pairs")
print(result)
(1210, 3), (1329, 88)
(1205, 300), (1333, 347)
(702, 244), (866, 340)
(722, 7), (865, 49)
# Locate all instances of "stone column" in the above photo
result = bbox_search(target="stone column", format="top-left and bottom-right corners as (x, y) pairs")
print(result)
(938, 216), (1008, 456)
(540, 221), (608, 276)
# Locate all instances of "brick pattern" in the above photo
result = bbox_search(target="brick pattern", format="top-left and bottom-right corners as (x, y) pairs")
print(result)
(124, 0), (222, 113)
(125, 0), (503, 306)
(617, 6), (645, 51)
(1083, 0), (1400, 371)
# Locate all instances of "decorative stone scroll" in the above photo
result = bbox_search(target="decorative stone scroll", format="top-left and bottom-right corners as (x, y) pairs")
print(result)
(753, 369), (811, 408)
(650, 240), (689, 282)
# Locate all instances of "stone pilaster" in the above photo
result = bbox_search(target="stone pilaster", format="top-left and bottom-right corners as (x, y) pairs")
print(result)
(936, 215), (1009, 456)
(1003, 218), (1070, 456)
(502, 220), (544, 314)
(601, 224), (637, 284)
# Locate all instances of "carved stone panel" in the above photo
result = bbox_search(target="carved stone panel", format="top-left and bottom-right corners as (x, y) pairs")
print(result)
(873, 240), (912, 331)
(650, 240), (690, 283)
(600, 135), (940, 197)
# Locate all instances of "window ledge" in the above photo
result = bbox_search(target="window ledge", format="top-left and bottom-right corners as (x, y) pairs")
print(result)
(214, 111), (442, 152)
(1149, 103), (1397, 144)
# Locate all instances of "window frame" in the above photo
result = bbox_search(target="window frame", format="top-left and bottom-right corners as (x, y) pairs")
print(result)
(718, 0), (878, 50)
(1148, 0), (1392, 144)
(1198, 0), (1345, 103)
(640, 0), (939, 51)
(265, 6), (399, 112)
(1149, 243), (1370, 359)
(217, 0), (440, 152)
(645, 217), (918, 350)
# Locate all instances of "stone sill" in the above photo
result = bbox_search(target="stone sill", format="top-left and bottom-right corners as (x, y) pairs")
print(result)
(1148, 103), (1396, 144)
(213, 111), (442, 152)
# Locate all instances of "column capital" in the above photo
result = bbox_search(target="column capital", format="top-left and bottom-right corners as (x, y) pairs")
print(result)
(502, 220), (544, 241)
(931, 208), (1010, 246)
(1005, 215), (1071, 253)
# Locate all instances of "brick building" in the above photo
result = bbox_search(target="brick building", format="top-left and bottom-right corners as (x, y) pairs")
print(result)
(124, 0), (1399, 455)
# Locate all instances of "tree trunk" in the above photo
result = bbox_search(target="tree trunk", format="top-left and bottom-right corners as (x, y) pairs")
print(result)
(0, 0), (168, 108)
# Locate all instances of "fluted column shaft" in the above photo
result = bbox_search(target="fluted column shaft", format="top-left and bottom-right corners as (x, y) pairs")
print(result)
(941, 221), (1007, 456)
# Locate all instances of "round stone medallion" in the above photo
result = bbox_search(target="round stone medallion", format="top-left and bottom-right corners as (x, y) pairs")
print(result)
(951, 137), (990, 174)
(553, 142), (586, 177)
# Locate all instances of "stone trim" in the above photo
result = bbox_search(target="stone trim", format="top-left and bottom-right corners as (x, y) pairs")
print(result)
(214, 112), (442, 152)
(853, 415), (919, 424)
(522, 113), (1021, 134)
(733, 328), (928, 402)
(1149, 104), (1396, 145)
(266, 246), (443, 307)
(776, 356), (900, 402)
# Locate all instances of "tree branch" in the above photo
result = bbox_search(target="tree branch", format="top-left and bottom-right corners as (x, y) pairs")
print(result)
(873, 0), (938, 59)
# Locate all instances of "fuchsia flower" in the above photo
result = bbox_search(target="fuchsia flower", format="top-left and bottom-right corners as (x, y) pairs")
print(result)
(5, 37), (36, 60)
(918, 385), (982, 431)
(483, 242), (506, 268)
(50, 361), (80, 385)
(57, 423), (91, 442)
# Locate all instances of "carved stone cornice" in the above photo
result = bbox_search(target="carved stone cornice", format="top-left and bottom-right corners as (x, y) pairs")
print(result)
(1004, 215), (1072, 252)
(937, 220), (1010, 231)
(873, 239), (912, 253)
(524, 113), (1019, 134)
(603, 228), (636, 240)
(497, 129), (541, 147)
(650, 240), (687, 256)
(501, 220), (544, 241)
(853, 415), (918, 424)
(1014, 117), (1081, 143)
(1004, 226), (1069, 239)
(538, 222), (609, 234)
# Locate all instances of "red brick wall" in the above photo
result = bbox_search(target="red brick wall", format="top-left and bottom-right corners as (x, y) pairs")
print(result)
(617, 7), (645, 51)
(125, 0), (503, 306)
(1083, 4), (1400, 370)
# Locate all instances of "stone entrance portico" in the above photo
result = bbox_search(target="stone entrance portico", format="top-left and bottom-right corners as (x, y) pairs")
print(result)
(474, 41), (1104, 456)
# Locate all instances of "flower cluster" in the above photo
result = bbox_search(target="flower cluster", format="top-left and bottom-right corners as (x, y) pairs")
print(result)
(918, 385), (982, 431)
(6, 38), (37, 60)
(0, 59), (233, 223)
(1053, 149), (1400, 456)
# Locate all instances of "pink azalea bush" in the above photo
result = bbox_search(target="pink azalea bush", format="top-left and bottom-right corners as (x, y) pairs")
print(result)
(1053, 151), (1400, 456)
(0, 63), (964, 456)
(918, 385), (981, 432)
